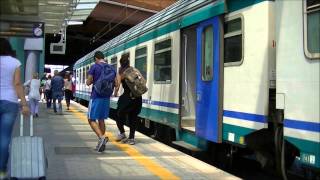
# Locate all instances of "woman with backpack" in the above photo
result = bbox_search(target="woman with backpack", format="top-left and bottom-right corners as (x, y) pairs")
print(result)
(114, 54), (143, 145)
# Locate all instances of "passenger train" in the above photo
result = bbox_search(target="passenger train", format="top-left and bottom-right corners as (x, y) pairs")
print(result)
(74, 0), (320, 178)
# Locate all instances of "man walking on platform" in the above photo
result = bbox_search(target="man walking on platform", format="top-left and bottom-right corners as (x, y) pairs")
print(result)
(86, 51), (116, 152)
(51, 70), (64, 114)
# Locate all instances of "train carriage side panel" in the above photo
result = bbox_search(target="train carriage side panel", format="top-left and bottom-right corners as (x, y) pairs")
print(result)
(223, 1), (275, 145)
(275, 0), (320, 169)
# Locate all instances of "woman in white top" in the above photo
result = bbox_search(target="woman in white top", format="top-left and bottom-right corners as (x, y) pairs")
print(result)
(0, 38), (29, 178)
(44, 75), (52, 108)
(24, 73), (41, 117)
(64, 73), (73, 110)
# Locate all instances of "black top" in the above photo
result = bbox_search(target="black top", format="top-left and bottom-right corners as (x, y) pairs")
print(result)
(121, 79), (131, 95)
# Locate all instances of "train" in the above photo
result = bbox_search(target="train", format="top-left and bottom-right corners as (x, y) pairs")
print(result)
(73, 0), (320, 178)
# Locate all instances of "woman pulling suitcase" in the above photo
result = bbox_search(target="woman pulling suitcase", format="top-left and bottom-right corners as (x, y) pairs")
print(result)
(0, 38), (29, 179)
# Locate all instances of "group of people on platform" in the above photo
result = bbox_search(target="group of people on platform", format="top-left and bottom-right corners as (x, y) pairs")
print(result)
(0, 37), (144, 179)
(23, 70), (75, 116)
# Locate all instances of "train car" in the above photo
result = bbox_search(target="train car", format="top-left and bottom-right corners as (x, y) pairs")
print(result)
(73, 0), (319, 178)
(275, 0), (320, 177)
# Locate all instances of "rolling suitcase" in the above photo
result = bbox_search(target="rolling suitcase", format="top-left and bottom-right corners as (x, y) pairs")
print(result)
(9, 114), (47, 179)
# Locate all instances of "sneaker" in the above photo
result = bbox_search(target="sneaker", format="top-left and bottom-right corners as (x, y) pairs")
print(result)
(115, 133), (126, 142)
(35, 113), (39, 118)
(94, 137), (109, 151)
(121, 138), (136, 145)
(97, 137), (108, 152)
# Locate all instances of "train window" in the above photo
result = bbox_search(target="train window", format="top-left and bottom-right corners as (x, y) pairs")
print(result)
(154, 39), (172, 83)
(224, 17), (243, 65)
(135, 47), (147, 80)
(304, 0), (320, 59)
(82, 67), (86, 83)
(202, 26), (213, 81)
(86, 66), (90, 82)
(111, 56), (117, 71)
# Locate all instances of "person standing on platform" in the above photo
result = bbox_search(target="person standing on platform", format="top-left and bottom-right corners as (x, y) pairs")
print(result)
(114, 54), (142, 145)
(86, 51), (116, 152)
(0, 38), (29, 179)
(51, 70), (64, 114)
(40, 74), (47, 102)
(24, 72), (41, 117)
(64, 73), (73, 110)
(44, 75), (52, 108)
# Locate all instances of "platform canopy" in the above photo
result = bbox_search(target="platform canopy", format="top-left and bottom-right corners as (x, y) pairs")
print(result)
(0, 0), (100, 34)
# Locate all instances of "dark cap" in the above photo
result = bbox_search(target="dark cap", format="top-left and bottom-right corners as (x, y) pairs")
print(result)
(94, 51), (104, 59)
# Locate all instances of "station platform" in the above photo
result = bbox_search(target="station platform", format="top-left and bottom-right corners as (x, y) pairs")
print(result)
(12, 101), (240, 180)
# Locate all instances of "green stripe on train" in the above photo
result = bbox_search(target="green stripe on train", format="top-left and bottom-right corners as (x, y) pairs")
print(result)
(222, 123), (256, 145)
(285, 137), (320, 168)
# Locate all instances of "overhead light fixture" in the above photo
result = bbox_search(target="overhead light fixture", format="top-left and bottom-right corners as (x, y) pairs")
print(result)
(76, 3), (97, 10)
(67, 21), (83, 25)
(47, 1), (69, 5)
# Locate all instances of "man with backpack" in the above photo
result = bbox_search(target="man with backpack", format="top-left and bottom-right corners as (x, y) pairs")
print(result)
(86, 51), (116, 152)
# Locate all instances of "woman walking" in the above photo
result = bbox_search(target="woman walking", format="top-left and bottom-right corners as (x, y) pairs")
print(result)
(114, 54), (142, 145)
(64, 73), (73, 110)
(0, 38), (29, 179)
(24, 73), (41, 117)
(45, 75), (52, 108)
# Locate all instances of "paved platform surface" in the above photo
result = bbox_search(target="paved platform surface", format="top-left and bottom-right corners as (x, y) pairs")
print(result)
(12, 101), (240, 180)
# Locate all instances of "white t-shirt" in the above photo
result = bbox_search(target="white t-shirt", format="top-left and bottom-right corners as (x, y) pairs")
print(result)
(45, 79), (51, 90)
(64, 79), (72, 90)
(0, 55), (21, 103)
(24, 79), (41, 100)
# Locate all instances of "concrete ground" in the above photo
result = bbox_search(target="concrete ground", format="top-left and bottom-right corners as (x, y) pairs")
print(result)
(11, 101), (240, 180)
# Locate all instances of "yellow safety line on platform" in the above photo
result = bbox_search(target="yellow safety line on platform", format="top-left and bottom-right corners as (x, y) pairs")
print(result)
(69, 107), (180, 180)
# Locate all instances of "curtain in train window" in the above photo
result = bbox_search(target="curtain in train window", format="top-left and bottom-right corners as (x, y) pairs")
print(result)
(135, 47), (147, 80)
(224, 18), (242, 64)
(305, 0), (320, 58)
(154, 39), (171, 83)
(202, 26), (213, 81)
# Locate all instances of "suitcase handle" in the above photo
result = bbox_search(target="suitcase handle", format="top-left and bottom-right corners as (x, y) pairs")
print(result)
(20, 114), (33, 136)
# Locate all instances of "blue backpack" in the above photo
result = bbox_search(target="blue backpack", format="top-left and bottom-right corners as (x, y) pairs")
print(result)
(94, 63), (116, 97)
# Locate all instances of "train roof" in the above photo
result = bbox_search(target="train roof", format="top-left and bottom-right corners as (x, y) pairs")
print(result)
(74, 0), (220, 67)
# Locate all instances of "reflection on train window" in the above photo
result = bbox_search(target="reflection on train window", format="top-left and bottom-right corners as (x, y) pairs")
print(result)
(224, 18), (243, 64)
(304, 0), (320, 59)
(154, 39), (171, 83)
(202, 25), (213, 81)
(111, 56), (117, 71)
(135, 47), (147, 80)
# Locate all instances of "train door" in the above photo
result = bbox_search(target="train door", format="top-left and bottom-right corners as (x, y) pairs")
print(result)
(181, 25), (197, 132)
(195, 16), (223, 143)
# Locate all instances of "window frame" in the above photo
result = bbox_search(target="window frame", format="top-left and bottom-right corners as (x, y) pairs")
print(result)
(201, 25), (214, 81)
(153, 37), (172, 84)
(135, 45), (148, 80)
(110, 56), (118, 71)
(303, 0), (320, 59)
(224, 14), (244, 67)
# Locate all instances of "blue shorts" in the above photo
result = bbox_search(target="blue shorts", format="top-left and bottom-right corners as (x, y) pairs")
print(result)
(87, 98), (110, 121)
